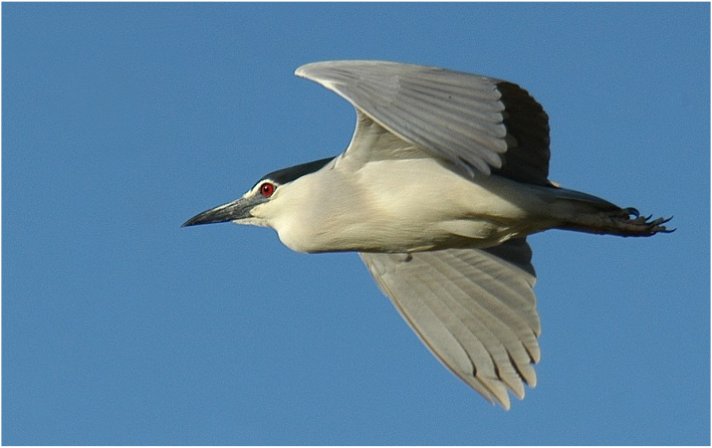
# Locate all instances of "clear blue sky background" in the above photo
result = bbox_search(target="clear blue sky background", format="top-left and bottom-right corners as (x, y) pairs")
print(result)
(3, 3), (709, 445)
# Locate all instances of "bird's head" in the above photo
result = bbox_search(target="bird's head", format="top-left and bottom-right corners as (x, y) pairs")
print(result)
(182, 157), (333, 229)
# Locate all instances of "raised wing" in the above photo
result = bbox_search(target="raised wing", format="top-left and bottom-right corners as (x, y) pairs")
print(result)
(359, 239), (540, 409)
(296, 60), (550, 185)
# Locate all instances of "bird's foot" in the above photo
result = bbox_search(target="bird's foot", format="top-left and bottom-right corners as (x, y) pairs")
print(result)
(610, 208), (675, 236)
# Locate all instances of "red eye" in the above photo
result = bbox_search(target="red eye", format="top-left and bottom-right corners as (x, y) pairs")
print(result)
(259, 182), (275, 198)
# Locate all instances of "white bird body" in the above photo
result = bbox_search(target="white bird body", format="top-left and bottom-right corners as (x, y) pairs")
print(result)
(256, 155), (562, 254)
(184, 60), (671, 409)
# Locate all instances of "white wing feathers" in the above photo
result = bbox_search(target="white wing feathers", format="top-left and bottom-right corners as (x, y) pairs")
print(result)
(296, 60), (506, 175)
(359, 239), (540, 410)
(296, 60), (551, 185)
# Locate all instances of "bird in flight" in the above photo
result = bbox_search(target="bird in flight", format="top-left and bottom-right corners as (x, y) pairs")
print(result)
(184, 60), (671, 409)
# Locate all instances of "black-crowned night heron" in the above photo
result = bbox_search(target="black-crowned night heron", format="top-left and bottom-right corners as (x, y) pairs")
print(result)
(183, 60), (671, 409)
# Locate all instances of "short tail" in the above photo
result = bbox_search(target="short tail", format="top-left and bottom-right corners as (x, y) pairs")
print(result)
(550, 187), (674, 237)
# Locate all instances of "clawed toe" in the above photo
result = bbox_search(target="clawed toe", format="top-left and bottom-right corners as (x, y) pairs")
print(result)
(623, 207), (640, 218)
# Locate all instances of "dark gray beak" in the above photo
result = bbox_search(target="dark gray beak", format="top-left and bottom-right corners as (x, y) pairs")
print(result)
(182, 196), (262, 227)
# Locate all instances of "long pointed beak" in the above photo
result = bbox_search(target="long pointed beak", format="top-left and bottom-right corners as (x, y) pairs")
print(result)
(182, 196), (261, 227)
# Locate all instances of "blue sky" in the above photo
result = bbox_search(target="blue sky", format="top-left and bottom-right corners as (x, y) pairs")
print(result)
(3, 3), (709, 445)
